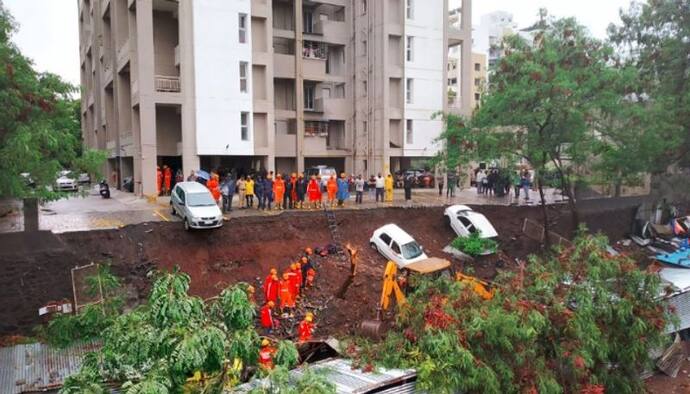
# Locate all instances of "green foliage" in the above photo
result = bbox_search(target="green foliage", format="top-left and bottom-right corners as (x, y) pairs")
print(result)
(274, 340), (300, 369)
(248, 366), (336, 394)
(348, 233), (673, 393)
(0, 5), (105, 200)
(451, 233), (498, 257)
(149, 269), (204, 328)
(214, 284), (256, 330)
(295, 367), (337, 394)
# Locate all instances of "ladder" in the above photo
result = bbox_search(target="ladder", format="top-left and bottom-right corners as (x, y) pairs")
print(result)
(323, 205), (348, 263)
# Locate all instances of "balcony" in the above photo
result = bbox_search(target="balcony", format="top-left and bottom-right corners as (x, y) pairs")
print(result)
(303, 58), (326, 81)
(304, 97), (324, 112)
(155, 75), (181, 92)
(323, 97), (348, 119)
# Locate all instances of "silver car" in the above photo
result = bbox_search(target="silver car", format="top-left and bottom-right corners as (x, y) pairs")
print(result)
(55, 171), (78, 192)
(170, 182), (223, 231)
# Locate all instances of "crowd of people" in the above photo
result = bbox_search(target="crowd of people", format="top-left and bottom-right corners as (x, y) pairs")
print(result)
(474, 168), (533, 201)
(184, 170), (418, 213)
(256, 247), (320, 370)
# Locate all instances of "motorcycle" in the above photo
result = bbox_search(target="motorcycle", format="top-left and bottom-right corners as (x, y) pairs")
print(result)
(99, 180), (111, 199)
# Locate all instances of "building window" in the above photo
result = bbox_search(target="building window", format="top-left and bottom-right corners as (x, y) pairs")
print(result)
(474, 93), (481, 101)
(475, 63), (481, 71)
(363, 121), (368, 134)
(239, 13), (247, 43)
(474, 78), (481, 87)
(240, 112), (249, 141)
(406, 0), (414, 19)
(239, 62), (248, 93)
(406, 119), (413, 144)
(406, 36), (414, 62)
(406, 78), (413, 104)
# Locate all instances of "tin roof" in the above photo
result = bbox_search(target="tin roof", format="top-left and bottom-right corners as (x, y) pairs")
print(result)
(233, 358), (417, 394)
(0, 341), (99, 393)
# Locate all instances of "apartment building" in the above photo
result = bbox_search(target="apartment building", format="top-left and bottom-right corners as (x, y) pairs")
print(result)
(78, 0), (472, 197)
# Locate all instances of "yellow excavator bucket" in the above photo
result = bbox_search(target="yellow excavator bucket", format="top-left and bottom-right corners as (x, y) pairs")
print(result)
(456, 272), (495, 300)
(380, 261), (406, 310)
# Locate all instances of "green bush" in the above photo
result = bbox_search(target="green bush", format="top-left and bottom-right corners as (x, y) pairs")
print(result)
(451, 233), (498, 256)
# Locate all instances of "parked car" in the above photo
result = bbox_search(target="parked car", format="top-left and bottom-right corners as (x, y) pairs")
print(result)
(369, 224), (428, 268)
(170, 181), (223, 231)
(444, 205), (498, 239)
(77, 173), (91, 185)
(398, 169), (434, 188)
(305, 165), (337, 186)
(54, 170), (78, 192)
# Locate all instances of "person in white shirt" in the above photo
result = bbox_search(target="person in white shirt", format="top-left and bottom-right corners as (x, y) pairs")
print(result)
(354, 175), (365, 204)
(375, 173), (385, 202)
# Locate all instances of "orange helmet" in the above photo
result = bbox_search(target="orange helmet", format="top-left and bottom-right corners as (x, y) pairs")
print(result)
(305, 247), (313, 255)
(291, 263), (298, 270)
(261, 338), (270, 347)
(282, 273), (289, 280)
(267, 301), (275, 308)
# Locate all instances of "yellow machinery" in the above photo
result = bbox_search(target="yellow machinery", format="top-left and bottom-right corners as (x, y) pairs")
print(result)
(361, 258), (494, 337)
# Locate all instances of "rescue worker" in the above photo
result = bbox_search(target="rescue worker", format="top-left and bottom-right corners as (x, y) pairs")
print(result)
(384, 173), (394, 202)
(296, 173), (307, 209)
(263, 268), (279, 303)
(258, 339), (276, 370)
(245, 175), (255, 208)
(291, 263), (302, 296)
(246, 285), (256, 305)
(337, 173), (350, 207)
(207, 173), (221, 203)
(273, 174), (286, 210)
(163, 165), (172, 195)
(307, 175), (321, 209)
(286, 264), (300, 300)
(306, 267), (316, 288)
(326, 175), (338, 208)
(279, 272), (295, 317)
(288, 173), (297, 209)
(156, 166), (162, 196)
(300, 256), (313, 288)
(260, 301), (278, 331)
(297, 312), (315, 342)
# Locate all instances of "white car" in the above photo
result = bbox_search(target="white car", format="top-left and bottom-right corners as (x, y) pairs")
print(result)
(444, 205), (498, 239)
(369, 224), (428, 268)
(55, 171), (78, 192)
(170, 182), (223, 231)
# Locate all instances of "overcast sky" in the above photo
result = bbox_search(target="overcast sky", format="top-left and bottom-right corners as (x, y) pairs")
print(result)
(4, 0), (636, 87)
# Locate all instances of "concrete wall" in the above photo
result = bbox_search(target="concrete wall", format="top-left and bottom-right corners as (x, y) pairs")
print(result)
(152, 10), (178, 77)
(404, 0), (444, 157)
(192, 0), (253, 156)
(155, 106), (182, 157)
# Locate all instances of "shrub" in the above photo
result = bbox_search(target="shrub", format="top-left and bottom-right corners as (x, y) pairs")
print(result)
(451, 233), (498, 256)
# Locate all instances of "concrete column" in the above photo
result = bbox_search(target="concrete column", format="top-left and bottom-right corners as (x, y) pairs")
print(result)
(460, 0), (472, 116)
(295, 1), (305, 173)
(179, 0), (200, 177)
(134, 0), (158, 197)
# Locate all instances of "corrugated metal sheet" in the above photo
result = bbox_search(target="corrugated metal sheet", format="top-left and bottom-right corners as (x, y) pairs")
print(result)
(0, 341), (98, 394)
(233, 358), (417, 394)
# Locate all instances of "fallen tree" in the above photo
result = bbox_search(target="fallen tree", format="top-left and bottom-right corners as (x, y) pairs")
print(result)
(346, 233), (674, 393)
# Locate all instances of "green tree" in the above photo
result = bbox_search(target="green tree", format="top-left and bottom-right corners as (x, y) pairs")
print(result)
(347, 233), (673, 393)
(608, 0), (690, 169)
(0, 4), (105, 201)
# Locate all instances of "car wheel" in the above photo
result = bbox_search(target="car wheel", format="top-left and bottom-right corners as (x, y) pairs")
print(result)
(184, 218), (191, 231)
(369, 242), (378, 252)
(445, 215), (451, 227)
(171, 205), (176, 216)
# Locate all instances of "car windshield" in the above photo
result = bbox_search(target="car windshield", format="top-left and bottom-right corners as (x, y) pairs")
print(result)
(401, 241), (423, 260)
(59, 171), (72, 178)
(187, 192), (216, 207)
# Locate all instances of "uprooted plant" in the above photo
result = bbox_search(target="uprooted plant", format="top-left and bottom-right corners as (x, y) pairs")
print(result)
(346, 233), (674, 394)
(450, 233), (498, 257)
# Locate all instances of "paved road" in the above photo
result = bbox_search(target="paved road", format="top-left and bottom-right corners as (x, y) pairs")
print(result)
(0, 185), (569, 233)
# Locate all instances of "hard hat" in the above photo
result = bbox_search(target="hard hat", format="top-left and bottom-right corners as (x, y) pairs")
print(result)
(306, 311), (313, 318)
(305, 247), (313, 255)
(270, 268), (277, 275)
(261, 339), (270, 347)
(305, 315), (313, 322)
(267, 301), (275, 307)
(292, 173), (297, 177)
(301, 256), (308, 263)
(291, 263), (298, 269)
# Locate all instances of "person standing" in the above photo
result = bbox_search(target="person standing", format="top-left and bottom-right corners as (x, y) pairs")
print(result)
(156, 166), (162, 196)
(256, 175), (265, 210)
(375, 174), (385, 202)
(307, 175), (320, 209)
(258, 338), (276, 369)
(174, 169), (183, 189)
(263, 269), (279, 303)
(279, 273), (295, 317)
(337, 173), (350, 207)
(287, 173), (297, 209)
(236, 176), (246, 209)
(368, 175), (376, 200)
(273, 174), (285, 210)
(475, 169), (485, 194)
(260, 303), (278, 333)
(521, 169), (531, 201)
(384, 174), (394, 202)
(296, 173), (307, 209)
(436, 172), (444, 197)
(262, 175), (274, 210)
(207, 173), (221, 204)
(245, 175), (255, 208)
(187, 170), (196, 182)
(403, 174), (413, 202)
(354, 175), (365, 204)
(163, 165), (172, 195)
(512, 170), (521, 200)
(326, 175), (338, 208)
(447, 170), (457, 198)
(221, 175), (236, 212)
(297, 313), (315, 343)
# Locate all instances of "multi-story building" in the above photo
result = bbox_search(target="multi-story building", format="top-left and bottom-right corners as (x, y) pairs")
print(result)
(473, 10), (516, 68)
(447, 51), (485, 112)
(78, 0), (472, 197)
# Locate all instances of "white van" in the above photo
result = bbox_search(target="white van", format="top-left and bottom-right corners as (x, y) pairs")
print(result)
(369, 224), (428, 268)
(305, 165), (337, 186)
(170, 182), (223, 231)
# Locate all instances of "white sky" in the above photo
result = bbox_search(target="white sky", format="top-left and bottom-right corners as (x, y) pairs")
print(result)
(4, 0), (635, 87)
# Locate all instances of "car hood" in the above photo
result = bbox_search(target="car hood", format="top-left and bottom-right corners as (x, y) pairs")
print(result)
(187, 205), (222, 218)
(464, 212), (498, 238)
(57, 177), (75, 183)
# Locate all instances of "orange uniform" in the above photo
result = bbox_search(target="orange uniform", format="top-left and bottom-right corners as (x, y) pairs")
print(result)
(286, 268), (299, 299)
(263, 272), (279, 303)
(327, 177), (337, 202)
(163, 166), (172, 193)
(207, 176), (221, 202)
(260, 303), (276, 329)
(258, 343), (276, 369)
(273, 177), (285, 203)
(306, 268), (316, 287)
(279, 276), (295, 309)
(298, 318), (315, 342)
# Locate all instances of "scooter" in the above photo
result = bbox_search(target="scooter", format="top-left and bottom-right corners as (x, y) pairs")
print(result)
(99, 180), (111, 199)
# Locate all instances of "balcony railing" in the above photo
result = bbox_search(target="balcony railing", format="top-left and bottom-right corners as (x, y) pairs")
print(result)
(155, 75), (180, 92)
